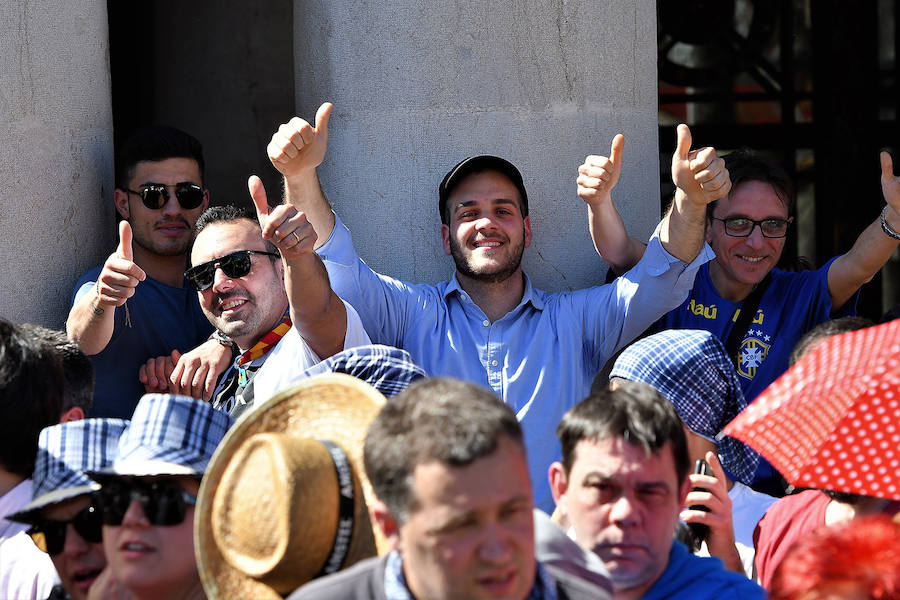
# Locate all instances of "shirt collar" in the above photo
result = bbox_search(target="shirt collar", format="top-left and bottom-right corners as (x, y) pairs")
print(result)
(443, 271), (546, 312)
(383, 550), (557, 600)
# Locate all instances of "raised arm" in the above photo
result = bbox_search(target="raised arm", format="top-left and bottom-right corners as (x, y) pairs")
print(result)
(66, 221), (146, 355)
(268, 102), (336, 245)
(826, 151), (900, 310)
(661, 124), (731, 262)
(250, 175), (347, 359)
(577, 134), (647, 274)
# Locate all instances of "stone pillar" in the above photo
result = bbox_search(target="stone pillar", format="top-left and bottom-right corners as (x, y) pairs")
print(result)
(0, 1), (114, 327)
(294, 0), (660, 291)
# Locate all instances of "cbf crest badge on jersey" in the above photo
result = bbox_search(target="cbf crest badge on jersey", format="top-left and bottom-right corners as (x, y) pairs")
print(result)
(737, 331), (771, 379)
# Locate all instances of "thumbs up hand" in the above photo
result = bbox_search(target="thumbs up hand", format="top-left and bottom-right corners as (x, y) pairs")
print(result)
(880, 152), (900, 231)
(268, 102), (333, 180)
(94, 221), (146, 308)
(249, 175), (317, 261)
(577, 134), (625, 206)
(671, 124), (731, 207)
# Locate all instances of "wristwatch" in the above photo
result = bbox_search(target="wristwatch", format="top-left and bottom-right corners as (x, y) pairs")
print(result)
(211, 330), (238, 357)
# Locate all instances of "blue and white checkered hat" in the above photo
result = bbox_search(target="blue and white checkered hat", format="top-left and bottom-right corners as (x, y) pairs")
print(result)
(296, 345), (427, 397)
(6, 418), (128, 523)
(610, 329), (760, 485)
(93, 394), (233, 478)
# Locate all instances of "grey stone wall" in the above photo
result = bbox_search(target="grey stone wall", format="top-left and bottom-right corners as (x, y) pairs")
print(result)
(295, 0), (660, 291)
(0, 0), (114, 327)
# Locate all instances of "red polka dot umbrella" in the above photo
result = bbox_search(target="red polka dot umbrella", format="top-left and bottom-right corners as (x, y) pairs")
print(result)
(722, 318), (900, 501)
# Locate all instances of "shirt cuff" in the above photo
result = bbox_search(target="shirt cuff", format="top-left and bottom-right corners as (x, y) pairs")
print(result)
(315, 211), (357, 267)
(644, 220), (715, 276)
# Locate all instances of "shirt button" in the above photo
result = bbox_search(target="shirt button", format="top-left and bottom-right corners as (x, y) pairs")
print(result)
(482, 319), (490, 327)
(491, 359), (499, 367)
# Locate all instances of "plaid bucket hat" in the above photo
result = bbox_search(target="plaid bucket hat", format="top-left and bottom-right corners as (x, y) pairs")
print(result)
(6, 418), (128, 524)
(610, 329), (760, 485)
(294, 344), (427, 398)
(91, 394), (233, 479)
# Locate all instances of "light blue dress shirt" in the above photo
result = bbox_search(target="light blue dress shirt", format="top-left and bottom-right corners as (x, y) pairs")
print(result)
(318, 213), (713, 511)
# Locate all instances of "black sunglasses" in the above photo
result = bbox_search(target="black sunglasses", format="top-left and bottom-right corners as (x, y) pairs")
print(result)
(124, 183), (205, 210)
(27, 504), (103, 555)
(185, 249), (280, 292)
(95, 480), (197, 527)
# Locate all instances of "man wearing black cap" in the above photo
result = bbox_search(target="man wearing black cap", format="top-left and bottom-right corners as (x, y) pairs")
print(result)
(266, 102), (729, 512)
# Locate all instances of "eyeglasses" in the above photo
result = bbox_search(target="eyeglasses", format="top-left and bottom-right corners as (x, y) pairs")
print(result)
(184, 249), (280, 292)
(124, 183), (205, 210)
(711, 216), (792, 238)
(27, 505), (103, 555)
(95, 480), (197, 527)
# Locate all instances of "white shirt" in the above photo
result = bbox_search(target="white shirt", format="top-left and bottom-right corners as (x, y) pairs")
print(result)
(252, 300), (371, 403)
(0, 479), (59, 600)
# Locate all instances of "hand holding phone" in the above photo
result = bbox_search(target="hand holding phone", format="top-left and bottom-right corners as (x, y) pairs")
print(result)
(687, 458), (713, 550)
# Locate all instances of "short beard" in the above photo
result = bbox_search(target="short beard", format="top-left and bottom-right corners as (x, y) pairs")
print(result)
(448, 234), (524, 284)
(206, 292), (262, 342)
(131, 228), (192, 257)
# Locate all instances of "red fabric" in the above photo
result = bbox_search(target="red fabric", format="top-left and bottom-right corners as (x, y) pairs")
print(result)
(724, 318), (900, 500)
(753, 490), (830, 589)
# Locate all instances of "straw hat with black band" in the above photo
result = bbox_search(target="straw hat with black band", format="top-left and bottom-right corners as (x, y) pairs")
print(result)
(195, 373), (388, 600)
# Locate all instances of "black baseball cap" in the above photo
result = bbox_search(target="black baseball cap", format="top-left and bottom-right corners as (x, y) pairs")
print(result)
(438, 155), (529, 224)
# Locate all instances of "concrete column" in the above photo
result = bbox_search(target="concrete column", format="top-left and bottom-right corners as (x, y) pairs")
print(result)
(295, 0), (660, 291)
(0, 1), (114, 327)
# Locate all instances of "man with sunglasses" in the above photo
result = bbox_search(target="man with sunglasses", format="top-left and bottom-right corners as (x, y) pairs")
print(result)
(66, 126), (217, 419)
(185, 176), (370, 417)
(7, 419), (128, 600)
(89, 394), (232, 600)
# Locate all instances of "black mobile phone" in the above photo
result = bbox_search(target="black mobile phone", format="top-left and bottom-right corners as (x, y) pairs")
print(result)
(688, 458), (713, 550)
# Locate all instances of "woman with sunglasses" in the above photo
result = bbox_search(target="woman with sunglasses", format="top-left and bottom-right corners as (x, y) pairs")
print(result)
(8, 419), (128, 600)
(90, 394), (232, 600)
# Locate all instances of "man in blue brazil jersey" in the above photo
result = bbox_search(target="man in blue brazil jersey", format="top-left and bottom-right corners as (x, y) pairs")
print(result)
(583, 148), (900, 403)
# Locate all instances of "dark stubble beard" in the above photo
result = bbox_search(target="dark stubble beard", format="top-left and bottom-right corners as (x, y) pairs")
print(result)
(448, 233), (525, 284)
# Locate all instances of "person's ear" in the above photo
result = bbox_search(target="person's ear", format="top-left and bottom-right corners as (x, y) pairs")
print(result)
(523, 215), (532, 248)
(441, 223), (452, 255)
(370, 500), (401, 551)
(548, 461), (569, 505)
(59, 406), (85, 423)
(114, 189), (130, 219)
(678, 473), (692, 507)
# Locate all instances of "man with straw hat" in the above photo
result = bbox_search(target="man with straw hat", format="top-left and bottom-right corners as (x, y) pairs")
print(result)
(292, 377), (612, 599)
(7, 419), (128, 600)
(195, 372), (387, 598)
(89, 394), (232, 600)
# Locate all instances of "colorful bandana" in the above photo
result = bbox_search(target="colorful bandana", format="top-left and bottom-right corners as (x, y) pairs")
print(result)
(234, 309), (292, 387)
(610, 329), (760, 485)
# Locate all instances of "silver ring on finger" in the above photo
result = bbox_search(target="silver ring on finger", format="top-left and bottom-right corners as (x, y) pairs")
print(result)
(292, 231), (301, 244)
